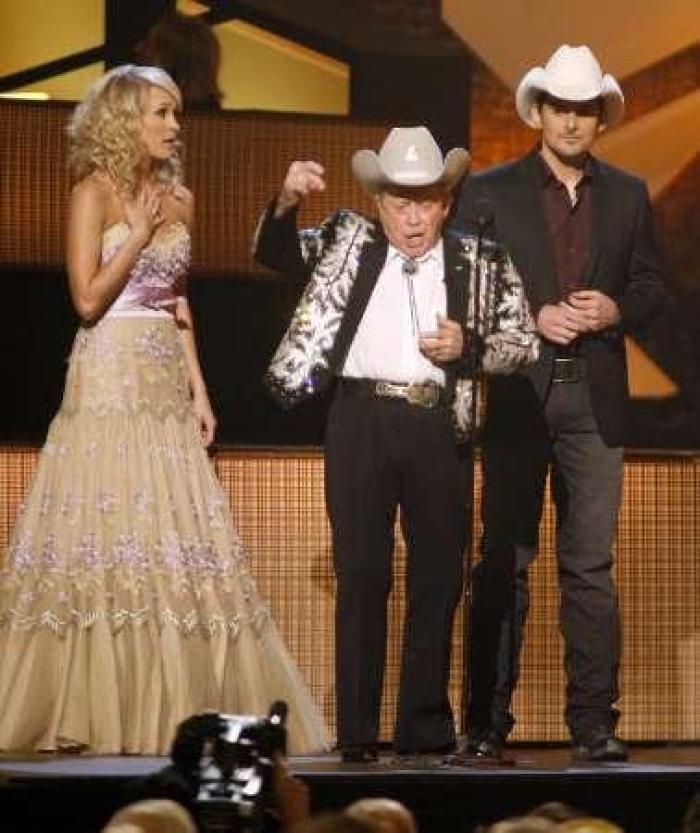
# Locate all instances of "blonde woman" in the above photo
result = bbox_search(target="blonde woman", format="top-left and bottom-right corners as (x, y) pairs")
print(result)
(0, 65), (327, 755)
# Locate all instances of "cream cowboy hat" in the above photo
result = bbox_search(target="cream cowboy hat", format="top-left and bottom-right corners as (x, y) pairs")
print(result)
(352, 126), (470, 194)
(515, 45), (624, 128)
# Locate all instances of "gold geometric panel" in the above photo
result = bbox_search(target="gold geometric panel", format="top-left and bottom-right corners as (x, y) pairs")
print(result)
(215, 19), (349, 114)
(626, 336), (679, 399)
(597, 90), (700, 198)
(0, 0), (103, 77)
(11, 62), (104, 103)
(442, 0), (700, 89)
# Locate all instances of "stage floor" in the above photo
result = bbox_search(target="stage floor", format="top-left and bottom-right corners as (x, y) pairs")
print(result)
(1, 744), (698, 833)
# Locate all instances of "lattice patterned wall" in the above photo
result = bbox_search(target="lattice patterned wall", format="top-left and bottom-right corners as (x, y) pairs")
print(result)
(1, 447), (698, 742)
(0, 101), (384, 276)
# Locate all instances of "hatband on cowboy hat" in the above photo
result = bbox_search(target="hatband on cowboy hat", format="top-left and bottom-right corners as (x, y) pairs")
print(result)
(515, 44), (624, 128)
(352, 126), (469, 194)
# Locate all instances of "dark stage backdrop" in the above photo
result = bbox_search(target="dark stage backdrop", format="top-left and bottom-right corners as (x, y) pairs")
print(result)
(2, 271), (331, 445)
(1, 101), (698, 447)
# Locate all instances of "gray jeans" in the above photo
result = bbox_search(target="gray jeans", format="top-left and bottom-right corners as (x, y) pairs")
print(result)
(468, 377), (623, 743)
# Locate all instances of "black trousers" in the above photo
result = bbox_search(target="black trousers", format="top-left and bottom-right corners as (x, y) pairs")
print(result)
(326, 381), (469, 752)
(468, 376), (623, 743)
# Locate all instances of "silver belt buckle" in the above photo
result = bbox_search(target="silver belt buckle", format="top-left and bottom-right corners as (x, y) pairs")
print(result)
(552, 357), (581, 384)
(374, 380), (440, 408)
(406, 381), (440, 408)
(375, 380), (400, 399)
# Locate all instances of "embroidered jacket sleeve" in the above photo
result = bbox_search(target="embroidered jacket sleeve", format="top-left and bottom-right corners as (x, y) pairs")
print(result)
(256, 207), (376, 408)
(450, 239), (539, 378)
(479, 247), (539, 375)
(252, 200), (336, 280)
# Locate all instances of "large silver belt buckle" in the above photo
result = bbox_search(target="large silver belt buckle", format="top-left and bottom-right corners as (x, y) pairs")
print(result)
(406, 381), (439, 408)
(552, 357), (581, 384)
(375, 380), (398, 399)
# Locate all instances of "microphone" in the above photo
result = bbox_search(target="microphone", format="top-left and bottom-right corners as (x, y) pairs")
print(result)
(402, 258), (418, 276)
(267, 700), (289, 756)
(267, 699), (288, 727)
(469, 197), (495, 354)
(471, 198), (493, 233)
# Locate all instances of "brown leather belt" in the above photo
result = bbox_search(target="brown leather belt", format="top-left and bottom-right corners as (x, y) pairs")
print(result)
(340, 378), (446, 409)
(552, 357), (582, 384)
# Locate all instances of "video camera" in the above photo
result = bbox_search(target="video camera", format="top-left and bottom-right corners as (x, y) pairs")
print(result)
(168, 701), (288, 833)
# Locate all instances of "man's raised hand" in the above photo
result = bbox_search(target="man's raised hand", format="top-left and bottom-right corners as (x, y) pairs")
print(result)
(275, 161), (326, 216)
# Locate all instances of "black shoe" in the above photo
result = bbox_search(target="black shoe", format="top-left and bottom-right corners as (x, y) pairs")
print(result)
(340, 744), (378, 764)
(572, 731), (628, 762)
(392, 743), (455, 765)
(463, 733), (504, 762)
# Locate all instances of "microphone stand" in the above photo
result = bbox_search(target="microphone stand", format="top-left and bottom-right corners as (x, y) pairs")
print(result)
(459, 211), (490, 737)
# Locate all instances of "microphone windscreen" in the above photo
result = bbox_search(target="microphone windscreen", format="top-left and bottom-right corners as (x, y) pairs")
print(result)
(268, 700), (288, 726)
(472, 198), (493, 229)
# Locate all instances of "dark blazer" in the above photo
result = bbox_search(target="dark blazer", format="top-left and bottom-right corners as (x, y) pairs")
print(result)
(451, 149), (665, 446)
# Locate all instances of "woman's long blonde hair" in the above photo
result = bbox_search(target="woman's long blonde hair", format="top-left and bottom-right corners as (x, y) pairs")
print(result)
(67, 64), (183, 196)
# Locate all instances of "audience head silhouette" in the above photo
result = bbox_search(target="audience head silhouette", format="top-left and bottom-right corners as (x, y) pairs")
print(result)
(345, 797), (417, 833)
(136, 11), (223, 110)
(101, 799), (197, 833)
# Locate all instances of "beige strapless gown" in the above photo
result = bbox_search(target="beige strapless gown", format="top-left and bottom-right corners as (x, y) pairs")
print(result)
(0, 222), (328, 754)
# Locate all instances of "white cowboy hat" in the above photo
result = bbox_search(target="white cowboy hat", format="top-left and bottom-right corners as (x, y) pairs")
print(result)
(352, 126), (470, 194)
(515, 45), (624, 128)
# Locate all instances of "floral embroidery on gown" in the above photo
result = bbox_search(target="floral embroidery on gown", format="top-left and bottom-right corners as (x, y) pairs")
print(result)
(0, 221), (328, 754)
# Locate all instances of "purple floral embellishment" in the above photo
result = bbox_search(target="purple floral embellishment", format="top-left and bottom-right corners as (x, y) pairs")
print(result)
(113, 534), (148, 569)
(96, 490), (118, 514)
(75, 534), (101, 568)
(8, 534), (34, 570)
(41, 533), (60, 570)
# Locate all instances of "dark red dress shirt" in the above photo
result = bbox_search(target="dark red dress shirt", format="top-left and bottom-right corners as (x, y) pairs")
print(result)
(537, 154), (593, 300)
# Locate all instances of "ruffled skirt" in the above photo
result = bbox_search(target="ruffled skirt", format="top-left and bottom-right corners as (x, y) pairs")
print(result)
(0, 314), (328, 754)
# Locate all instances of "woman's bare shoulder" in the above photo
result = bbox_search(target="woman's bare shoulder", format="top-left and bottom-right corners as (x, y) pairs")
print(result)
(174, 184), (193, 206)
(71, 172), (122, 228)
(71, 172), (118, 210)
(172, 184), (194, 224)
(74, 170), (115, 195)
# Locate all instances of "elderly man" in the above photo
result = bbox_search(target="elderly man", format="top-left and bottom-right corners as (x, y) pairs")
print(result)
(452, 45), (666, 762)
(254, 126), (538, 762)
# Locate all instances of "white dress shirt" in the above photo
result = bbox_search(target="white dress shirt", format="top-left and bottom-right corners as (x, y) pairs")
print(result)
(342, 240), (447, 385)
